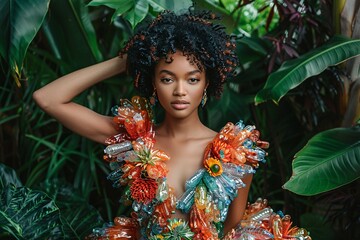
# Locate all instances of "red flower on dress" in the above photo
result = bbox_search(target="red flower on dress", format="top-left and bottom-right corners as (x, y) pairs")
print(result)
(130, 178), (158, 203)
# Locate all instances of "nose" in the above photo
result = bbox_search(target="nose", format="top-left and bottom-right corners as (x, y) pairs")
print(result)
(173, 81), (186, 96)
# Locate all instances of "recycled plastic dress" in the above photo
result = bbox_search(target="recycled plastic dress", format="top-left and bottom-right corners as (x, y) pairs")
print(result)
(87, 96), (311, 240)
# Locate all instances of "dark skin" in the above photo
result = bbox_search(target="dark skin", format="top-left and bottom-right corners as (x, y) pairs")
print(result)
(33, 52), (252, 235)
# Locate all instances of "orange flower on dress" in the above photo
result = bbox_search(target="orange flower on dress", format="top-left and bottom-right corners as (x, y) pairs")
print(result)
(131, 140), (170, 179)
(204, 158), (223, 177)
(211, 136), (246, 165)
(211, 140), (232, 162)
(130, 178), (158, 203)
(146, 161), (168, 179)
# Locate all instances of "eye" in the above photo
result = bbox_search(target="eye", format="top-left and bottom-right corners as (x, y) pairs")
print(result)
(160, 78), (173, 84)
(188, 78), (200, 84)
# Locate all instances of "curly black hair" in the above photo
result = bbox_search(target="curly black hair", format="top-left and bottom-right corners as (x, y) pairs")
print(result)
(120, 9), (238, 98)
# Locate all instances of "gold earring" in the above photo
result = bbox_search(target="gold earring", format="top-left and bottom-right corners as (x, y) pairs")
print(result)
(150, 89), (157, 106)
(201, 89), (207, 107)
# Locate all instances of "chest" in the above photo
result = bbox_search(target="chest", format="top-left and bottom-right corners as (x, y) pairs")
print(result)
(154, 138), (209, 198)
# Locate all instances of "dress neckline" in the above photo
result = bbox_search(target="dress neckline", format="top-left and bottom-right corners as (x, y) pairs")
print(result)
(153, 129), (218, 192)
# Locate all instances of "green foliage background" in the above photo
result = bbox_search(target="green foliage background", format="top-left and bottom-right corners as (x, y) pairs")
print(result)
(1, 0), (359, 239)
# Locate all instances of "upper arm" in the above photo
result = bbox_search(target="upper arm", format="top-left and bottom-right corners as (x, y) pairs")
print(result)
(223, 173), (253, 234)
(33, 90), (117, 144)
(55, 103), (118, 144)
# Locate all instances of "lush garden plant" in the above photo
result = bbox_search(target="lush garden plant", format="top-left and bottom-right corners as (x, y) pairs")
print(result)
(1, 0), (359, 239)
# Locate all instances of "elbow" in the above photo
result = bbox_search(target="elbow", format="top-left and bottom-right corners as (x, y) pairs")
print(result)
(32, 89), (52, 111)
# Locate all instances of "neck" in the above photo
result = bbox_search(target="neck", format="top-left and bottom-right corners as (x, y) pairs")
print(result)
(159, 112), (205, 139)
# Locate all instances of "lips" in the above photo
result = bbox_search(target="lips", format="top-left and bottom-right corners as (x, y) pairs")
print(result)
(171, 100), (190, 110)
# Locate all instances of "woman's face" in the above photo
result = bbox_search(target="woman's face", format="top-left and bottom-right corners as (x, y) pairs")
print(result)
(153, 51), (207, 120)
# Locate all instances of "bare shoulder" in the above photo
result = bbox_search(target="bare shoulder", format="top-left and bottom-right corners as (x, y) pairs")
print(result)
(200, 126), (218, 141)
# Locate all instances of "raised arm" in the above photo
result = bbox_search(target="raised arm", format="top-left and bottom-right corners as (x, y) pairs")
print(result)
(33, 56), (126, 144)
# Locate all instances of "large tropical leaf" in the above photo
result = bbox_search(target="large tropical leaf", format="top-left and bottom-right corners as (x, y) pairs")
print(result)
(88, 0), (193, 29)
(88, 0), (148, 28)
(123, 0), (149, 28)
(193, 0), (235, 33)
(237, 36), (269, 58)
(283, 127), (360, 196)
(0, 185), (62, 239)
(148, 0), (193, 12)
(42, 0), (102, 74)
(255, 35), (360, 104)
(0, 163), (22, 189)
(206, 86), (254, 131)
(37, 179), (104, 239)
(0, 0), (50, 86)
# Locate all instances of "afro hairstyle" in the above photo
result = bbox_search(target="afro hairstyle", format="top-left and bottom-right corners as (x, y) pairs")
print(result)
(120, 9), (238, 98)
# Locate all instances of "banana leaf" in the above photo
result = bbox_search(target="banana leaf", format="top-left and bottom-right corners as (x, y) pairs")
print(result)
(283, 126), (360, 196)
(87, 0), (150, 27)
(148, 0), (193, 12)
(122, 0), (149, 28)
(42, 0), (103, 74)
(0, 185), (62, 239)
(88, 0), (193, 29)
(0, 0), (50, 86)
(255, 35), (360, 104)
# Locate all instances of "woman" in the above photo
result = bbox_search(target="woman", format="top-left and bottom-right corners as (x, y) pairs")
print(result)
(33, 9), (310, 240)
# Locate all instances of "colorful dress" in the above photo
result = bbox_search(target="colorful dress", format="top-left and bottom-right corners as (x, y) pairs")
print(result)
(86, 96), (311, 240)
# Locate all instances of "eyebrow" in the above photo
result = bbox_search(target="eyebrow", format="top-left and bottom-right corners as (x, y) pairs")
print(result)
(158, 69), (202, 77)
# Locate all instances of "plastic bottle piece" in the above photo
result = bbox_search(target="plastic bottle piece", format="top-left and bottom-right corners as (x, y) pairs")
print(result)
(194, 182), (207, 210)
(202, 173), (219, 192)
(104, 141), (133, 156)
(151, 223), (163, 235)
(185, 168), (206, 190)
(107, 168), (123, 181)
(243, 138), (253, 148)
(245, 149), (260, 161)
(217, 174), (237, 199)
(233, 177), (245, 189)
(233, 228), (273, 239)
(209, 202), (221, 223)
(249, 207), (273, 221)
(183, 194), (196, 213)
(213, 176), (226, 196)
(132, 201), (141, 212)
(235, 120), (245, 129)
(116, 150), (137, 162)
(156, 178), (169, 201)
(256, 140), (270, 149)
(219, 201), (230, 221)
(254, 148), (266, 162)
(92, 228), (106, 236)
(176, 188), (195, 213)
(244, 125), (255, 132)
(111, 105), (119, 116)
(142, 202), (154, 214)
(222, 163), (245, 178)
(109, 161), (121, 170)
